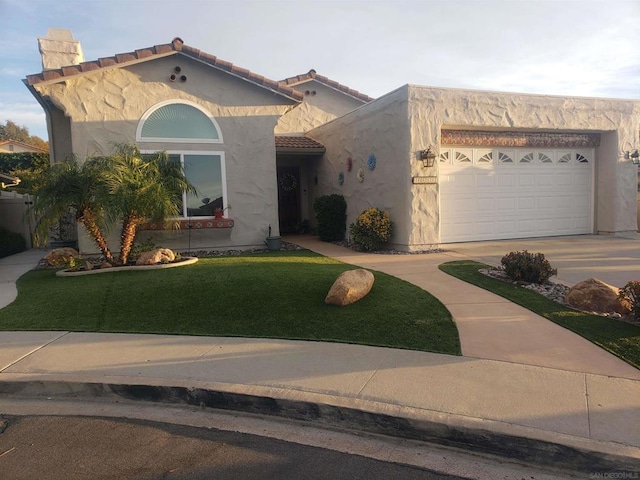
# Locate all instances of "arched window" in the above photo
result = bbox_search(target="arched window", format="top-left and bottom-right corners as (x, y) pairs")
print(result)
(138, 101), (226, 218)
(136, 100), (223, 143)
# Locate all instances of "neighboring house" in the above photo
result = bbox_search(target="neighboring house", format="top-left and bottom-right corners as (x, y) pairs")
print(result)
(25, 29), (640, 254)
(0, 140), (47, 154)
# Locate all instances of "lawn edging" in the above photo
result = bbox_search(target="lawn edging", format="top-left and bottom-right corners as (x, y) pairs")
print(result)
(439, 260), (640, 370)
(56, 257), (199, 276)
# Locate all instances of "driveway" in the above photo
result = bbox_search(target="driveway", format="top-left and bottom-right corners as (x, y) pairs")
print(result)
(446, 234), (640, 287)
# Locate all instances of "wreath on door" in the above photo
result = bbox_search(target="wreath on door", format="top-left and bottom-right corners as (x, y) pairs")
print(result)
(279, 172), (298, 191)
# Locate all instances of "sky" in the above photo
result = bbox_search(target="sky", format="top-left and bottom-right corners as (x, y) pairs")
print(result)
(0, 0), (638, 141)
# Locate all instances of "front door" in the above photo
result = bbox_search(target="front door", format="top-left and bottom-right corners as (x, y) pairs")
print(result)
(277, 166), (301, 234)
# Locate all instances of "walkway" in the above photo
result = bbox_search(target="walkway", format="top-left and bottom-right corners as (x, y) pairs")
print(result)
(286, 235), (640, 380)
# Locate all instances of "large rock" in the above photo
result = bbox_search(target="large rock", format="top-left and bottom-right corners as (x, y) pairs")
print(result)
(325, 269), (375, 306)
(135, 248), (176, 266)
(565, 277), (631, 314)
(44, 247), (79, 266)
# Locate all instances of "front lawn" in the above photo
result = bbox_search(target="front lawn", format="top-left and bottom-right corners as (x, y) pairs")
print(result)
(0, 251), (461, 355)
(439, 260), (640, 369)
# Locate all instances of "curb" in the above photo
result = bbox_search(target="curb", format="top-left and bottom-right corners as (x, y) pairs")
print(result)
(1, 379), (638, 474)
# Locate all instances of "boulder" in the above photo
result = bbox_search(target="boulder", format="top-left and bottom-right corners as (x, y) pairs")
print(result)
(44, 247), (79, 266)
(565, 278), (631, 315)
(135, 248), (176, 266)
(100, 262), (113, 269)
(325, 269), (375, 306)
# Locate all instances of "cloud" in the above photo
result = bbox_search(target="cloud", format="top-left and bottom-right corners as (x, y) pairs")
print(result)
(0, 101), (47, 139)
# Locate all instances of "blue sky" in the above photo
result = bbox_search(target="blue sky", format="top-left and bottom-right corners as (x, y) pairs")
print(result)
(1, 0), (638, 141)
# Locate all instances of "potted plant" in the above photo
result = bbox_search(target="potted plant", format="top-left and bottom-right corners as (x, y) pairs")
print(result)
(214, 205), (231, 219)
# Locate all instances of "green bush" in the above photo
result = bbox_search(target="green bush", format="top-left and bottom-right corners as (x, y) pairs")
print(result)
(0, 226), (26, 259)
(313, 194), (347, 242)
(500, 250), (557, 284)
(618, 281), (640, 319)
(350, 207), (393, 251)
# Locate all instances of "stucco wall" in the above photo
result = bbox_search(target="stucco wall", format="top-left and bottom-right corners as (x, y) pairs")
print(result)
(407, 85), (640, 243)
(33, 54), (297, 254)
(309, 87), (412, 248)
(276, 80), (366, 134)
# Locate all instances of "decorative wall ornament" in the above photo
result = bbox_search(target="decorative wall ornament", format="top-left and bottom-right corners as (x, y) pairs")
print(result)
(441, 129), (601, 148)
(338, 172), (345, 185)
(279, 172), (298, 191)
(347, 157), (353, 172)
(357, 168), (364, 182)
(367, 153), (377, 171)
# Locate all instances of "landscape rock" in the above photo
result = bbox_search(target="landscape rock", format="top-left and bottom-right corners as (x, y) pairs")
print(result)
(100, 262), (113, 269)
(325, 269), (374, 306)
(44, 247), (79, 266)
(135, 248), (176, 266)
(565, 278), (631, 315)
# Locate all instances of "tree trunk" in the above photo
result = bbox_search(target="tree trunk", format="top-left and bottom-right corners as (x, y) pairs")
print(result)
(79, 208), (113, 264)
(119, 215), (143, 265)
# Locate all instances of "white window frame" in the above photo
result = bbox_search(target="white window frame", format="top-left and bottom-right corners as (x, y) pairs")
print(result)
(141, 149), (227, 219)
(136, 99), (224, 144)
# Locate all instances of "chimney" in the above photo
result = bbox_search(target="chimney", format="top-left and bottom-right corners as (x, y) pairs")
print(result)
(38, 28), (84, 71)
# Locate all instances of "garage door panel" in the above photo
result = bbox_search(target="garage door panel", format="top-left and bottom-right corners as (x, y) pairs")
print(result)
(440, 147), (593, 242)
(497, 174), (516, 186)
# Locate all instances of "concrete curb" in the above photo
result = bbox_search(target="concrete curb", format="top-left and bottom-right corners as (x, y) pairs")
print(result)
(1, 379), (638, 474)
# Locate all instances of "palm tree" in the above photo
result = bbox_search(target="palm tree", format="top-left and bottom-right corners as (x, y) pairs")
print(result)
(32, 158), (114, 263)
(105, 144), (195, 265)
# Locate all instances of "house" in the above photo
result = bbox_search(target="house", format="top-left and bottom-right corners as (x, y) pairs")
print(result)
(25, 29), (640, 254)
(0, 140), (47, 154)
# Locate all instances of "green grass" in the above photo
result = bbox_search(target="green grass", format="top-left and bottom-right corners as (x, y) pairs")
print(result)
(439, 260), (640, 369)
(0, 251), (461, 355)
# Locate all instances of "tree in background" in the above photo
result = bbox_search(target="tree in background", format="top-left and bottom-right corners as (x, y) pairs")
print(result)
(0, 120), (48, 151)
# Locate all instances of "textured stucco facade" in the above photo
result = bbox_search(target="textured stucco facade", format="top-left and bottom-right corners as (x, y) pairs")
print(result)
(311, 85), (640, 250)
(309, 87), (414, 248)
(31, 54), (297, 253)
(276, 79), (367, 135)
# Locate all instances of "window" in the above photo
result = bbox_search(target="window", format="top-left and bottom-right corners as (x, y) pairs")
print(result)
(167, 152), (227, 218)
(137, 100), (222, 143)
(138, 101), (226, 219)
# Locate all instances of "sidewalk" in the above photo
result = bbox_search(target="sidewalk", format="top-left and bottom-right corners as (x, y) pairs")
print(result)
(0, 246), (639, 470)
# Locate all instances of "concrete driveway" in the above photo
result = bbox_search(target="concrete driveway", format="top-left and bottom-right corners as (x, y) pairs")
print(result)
(446, 234), (640, 287)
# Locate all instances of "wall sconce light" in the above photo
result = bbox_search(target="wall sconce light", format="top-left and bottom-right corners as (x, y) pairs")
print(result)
(627, 150), (640, 165)
(419, 147), (437, 167)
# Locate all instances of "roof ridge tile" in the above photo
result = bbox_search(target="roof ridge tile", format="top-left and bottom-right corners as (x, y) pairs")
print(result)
(279, 69), (374, 103)
(24, 38), (303, 101)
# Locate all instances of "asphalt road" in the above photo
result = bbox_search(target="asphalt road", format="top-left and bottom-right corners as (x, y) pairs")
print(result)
(0, 415), (466, 480)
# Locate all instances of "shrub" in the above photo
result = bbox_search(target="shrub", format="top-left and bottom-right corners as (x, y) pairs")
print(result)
(618, 281), (640, 319)
(128, 237), (157, 263)
(0, 226), (26, 259)
(350, 207), (393, 252)
(500, 250), (557, 284)
(313, 194), (347, 242)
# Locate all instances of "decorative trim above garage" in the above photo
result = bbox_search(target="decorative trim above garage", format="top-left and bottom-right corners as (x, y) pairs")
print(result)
(441, 130), (601, 148)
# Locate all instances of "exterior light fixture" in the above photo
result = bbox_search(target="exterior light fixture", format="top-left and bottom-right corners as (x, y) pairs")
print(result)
(0, 173), (21, 189)
(419, 147), (437, 167)
(630, 150), (640, 165)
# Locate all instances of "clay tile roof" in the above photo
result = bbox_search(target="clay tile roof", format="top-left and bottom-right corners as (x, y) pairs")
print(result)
(25, 38), (304, 102)
(280, 69), (375, 103)
(275, 136), (325, 152)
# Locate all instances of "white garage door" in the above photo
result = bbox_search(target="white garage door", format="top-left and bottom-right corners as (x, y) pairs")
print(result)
(439, 148), (594, 243)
